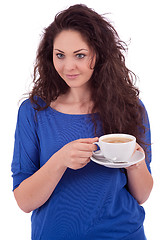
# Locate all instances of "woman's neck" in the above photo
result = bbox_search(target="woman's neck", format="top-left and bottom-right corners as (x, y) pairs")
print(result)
(50, 86), (93, 114)
(65, 87), (91, 104)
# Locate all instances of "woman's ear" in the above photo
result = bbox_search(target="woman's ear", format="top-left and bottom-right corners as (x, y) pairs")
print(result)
(89, 53), (96, 70)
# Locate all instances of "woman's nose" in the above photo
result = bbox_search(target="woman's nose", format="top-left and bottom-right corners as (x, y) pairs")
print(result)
(64, 58), (76, 71)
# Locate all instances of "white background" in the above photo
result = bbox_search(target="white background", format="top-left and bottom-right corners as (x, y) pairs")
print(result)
(1, 0), (159, 239)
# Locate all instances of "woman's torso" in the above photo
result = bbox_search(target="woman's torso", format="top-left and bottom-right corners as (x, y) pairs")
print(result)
(29, 100), (145, 240)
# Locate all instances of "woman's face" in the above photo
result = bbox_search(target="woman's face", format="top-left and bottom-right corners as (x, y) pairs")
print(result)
(53, 30), (96, 89)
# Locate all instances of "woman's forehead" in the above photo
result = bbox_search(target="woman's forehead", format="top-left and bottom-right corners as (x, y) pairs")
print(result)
(53, 30), (90, 51)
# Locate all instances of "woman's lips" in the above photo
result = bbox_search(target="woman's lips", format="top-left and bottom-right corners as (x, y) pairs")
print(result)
(66, 74), (80, 79)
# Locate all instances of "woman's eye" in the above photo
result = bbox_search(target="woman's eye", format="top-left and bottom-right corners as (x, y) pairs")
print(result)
(76, 54), (85, 59)
(56, 53), (65, 59)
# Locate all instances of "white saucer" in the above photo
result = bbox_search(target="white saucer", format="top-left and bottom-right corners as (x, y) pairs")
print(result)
(91, 150), (145, 168)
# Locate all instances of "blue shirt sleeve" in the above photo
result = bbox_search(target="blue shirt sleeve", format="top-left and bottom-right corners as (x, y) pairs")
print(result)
(139, 100), (152, 173)
(11, 100), (40, 191)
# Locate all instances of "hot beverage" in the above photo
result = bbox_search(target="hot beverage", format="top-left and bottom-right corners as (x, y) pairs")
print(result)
(102, 137), (132, 143)
(93, 133), (136, 162)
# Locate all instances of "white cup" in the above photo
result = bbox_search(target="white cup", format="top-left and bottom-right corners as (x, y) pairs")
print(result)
(94, 133), (136, 163)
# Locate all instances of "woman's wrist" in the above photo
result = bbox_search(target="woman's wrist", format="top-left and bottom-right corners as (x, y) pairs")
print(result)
(50, 150), (67, 172)
(125, 159), (146, 172)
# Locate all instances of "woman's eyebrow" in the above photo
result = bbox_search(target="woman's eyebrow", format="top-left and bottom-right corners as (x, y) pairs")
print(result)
(54, 49), (64, 53)
(54, 48), (88, 53)
(73, 49), (88, 53)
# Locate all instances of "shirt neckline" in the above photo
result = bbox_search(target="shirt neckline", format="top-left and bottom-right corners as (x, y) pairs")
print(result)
(48, 106), (98, 117)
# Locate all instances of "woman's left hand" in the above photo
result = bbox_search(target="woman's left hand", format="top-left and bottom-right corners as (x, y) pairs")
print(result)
(134, 142), (145, 155)
(125, 143), (145, 170)
(124, 142), (153, 204)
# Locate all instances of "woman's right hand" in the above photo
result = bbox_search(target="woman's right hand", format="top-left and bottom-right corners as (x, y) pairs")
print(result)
(57, 137), (98, 170)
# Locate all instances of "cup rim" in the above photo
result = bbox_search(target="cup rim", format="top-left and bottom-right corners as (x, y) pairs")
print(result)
(99, 133), (136, 144)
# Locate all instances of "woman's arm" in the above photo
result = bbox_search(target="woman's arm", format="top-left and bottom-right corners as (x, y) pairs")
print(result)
(14, 151), (67, 213)
(14, 138), (97, 213)
(126, 143), (153, 204)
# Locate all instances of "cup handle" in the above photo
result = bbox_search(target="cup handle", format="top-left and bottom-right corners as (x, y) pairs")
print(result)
(93, 142), (117, 162)
(93, 142), (103, 156)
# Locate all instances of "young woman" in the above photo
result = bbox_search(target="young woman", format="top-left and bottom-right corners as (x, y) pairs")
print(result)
(11, 4), (153, 240)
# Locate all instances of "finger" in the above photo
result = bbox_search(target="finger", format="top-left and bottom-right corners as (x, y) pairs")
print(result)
(78, 151), (93, 158)
(71, 158), (91, 170)
(80, 158), (91, 167)
(77, 137), (99, 144)
(135, 143), (145, 154)
(78, 143), (97, 152)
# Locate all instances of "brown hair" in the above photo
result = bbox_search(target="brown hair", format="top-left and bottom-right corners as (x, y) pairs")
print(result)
(29, 4), (146, 145)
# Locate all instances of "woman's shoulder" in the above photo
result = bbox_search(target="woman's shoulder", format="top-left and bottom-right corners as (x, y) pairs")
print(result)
(16, 99), (36, 127)
(17, 97), (46, 123)
(138, 98), (149, 117)
(19, 97), (45, 112)
(138, 98), (145, 108)
(138, 98), (150, 130)
(18, 98), (35, 116)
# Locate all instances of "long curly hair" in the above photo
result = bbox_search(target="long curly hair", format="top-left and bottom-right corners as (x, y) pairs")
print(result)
(29, 4), (146, 145)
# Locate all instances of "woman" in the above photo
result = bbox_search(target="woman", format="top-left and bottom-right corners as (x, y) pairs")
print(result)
(11, 4), (153, 240)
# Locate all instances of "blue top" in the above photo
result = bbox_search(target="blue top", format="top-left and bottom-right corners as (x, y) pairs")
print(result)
(11, 98), (151, 240)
